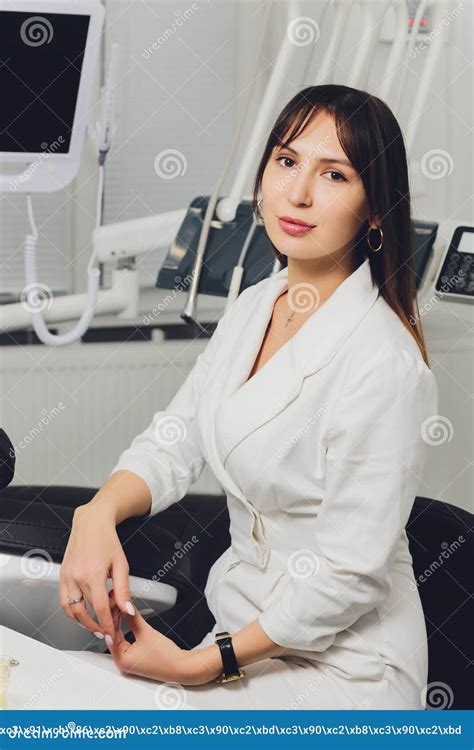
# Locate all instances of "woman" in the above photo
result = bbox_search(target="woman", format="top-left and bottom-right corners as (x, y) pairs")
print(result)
(61, 84), (438, 710)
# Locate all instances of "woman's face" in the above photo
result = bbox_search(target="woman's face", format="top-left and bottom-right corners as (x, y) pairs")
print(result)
(261, 111), (372, 263)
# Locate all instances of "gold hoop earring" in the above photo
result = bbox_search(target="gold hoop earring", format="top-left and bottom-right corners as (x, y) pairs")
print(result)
(367, 225), (383, 252)
(256, 196), (263, 221)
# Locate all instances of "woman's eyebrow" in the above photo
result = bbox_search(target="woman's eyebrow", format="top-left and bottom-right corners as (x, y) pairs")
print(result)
(276, 143), (354, 169)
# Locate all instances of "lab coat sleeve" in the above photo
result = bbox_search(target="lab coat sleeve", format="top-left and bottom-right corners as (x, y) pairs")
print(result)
(108, 308), (232, 516)
(258, 349), (439, 652)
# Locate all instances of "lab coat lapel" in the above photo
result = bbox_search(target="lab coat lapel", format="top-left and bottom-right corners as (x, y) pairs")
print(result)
(219, 267), (293, 401)
(203, 268), (291, 504)
(213, 257), (380, 468)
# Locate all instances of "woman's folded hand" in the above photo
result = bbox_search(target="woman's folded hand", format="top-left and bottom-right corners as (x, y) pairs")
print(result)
(59, 503), (134, 640)
(103, 589), (208, 686)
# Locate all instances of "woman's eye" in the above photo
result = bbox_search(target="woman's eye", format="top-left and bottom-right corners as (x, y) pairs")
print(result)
(324, 170), (346, 182)
(276, 156), (295, 168)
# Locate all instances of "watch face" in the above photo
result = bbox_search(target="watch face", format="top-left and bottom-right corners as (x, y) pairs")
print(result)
(215, 634), (231, 643)
(217, 669), (246, 684)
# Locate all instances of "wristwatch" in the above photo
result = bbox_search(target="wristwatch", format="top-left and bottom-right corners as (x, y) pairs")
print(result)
(214, 631), (246, 684)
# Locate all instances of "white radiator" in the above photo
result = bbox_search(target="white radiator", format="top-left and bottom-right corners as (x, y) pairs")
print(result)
(0, 338), (223, 495)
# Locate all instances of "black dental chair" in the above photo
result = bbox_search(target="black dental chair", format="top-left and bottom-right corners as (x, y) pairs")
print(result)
(0, 481), (472, 710)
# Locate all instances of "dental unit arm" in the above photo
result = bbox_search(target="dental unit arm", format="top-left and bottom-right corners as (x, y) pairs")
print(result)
(0, 1), (104, 343)
(20, 40), (120, 346)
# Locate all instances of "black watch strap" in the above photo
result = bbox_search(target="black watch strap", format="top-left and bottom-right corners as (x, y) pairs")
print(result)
(214, 631), (246, 683)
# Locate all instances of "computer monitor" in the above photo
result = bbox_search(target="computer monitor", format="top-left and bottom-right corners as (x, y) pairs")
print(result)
(0, 0), (104, 192)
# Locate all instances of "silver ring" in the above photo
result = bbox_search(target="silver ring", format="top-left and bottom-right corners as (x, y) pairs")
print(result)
(67, 593), (85, 605)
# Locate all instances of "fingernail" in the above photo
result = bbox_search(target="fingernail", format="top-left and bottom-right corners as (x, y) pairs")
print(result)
(77, 623), (87, 630)
(94, 631), (104, 639)
(105, 634), (114, 648)
(125, 600), (135, 615)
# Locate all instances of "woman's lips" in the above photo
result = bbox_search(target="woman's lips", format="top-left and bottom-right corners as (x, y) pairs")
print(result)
(278, 218), (316, 236)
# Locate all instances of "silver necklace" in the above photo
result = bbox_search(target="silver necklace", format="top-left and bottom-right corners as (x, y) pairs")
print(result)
(283, 290), (295, 327)
(284, 308), (295, 327)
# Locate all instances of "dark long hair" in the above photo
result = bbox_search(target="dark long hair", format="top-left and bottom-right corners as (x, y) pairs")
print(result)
(252, 84), (430, 367)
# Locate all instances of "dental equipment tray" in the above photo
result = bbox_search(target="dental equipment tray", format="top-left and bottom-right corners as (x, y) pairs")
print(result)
(156, 196), (277, 296)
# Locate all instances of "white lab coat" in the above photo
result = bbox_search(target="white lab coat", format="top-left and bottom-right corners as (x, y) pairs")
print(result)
(108, 256), (439, 709)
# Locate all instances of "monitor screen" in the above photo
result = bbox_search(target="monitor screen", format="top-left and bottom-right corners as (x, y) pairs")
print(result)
(457, 230), (472, 254)
(0, 11), (90, 154)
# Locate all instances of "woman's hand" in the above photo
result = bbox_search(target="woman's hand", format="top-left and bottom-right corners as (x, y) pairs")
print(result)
(104, 591), (217, 686)
(60, 504), (134, 640)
